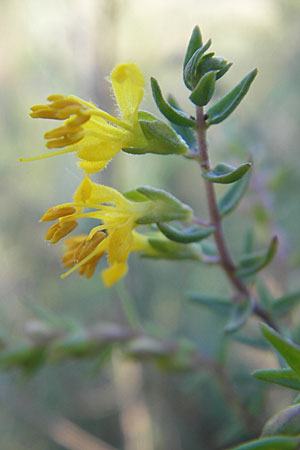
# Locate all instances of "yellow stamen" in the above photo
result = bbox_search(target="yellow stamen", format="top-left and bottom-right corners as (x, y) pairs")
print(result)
(41, 206), (76, 222)
(46, 133), (83, 149)
(46, 220), (78, 244)
(44, 125), (82, 140)
(47, 94), (65, 101)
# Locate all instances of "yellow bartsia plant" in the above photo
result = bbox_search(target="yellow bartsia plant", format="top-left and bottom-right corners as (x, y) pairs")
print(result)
(21, 63), (147, 174)
(40, 177), (192, 286)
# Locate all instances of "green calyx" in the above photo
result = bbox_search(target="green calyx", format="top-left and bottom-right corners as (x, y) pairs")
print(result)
(123, 111), (189, 156)
(124, 185), (193, 224)
(144, 237), (202, 261)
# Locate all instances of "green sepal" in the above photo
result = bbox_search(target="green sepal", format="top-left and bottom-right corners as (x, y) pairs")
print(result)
(183, 39), (212, 89)
(183, 25), (203, 70)
(145, 238), (202, 261)
(123, 111), (189, 156)
(157, 222), (215, 243)
(236, 236), (278, 278)
(206, 68), (258, 125)
(253, 368), (300, 391)
(124, 185), (193, 224)
(150, 78), (196, 127)
(261, 325), (300, 379)
(262, 403), (300, 437)
(224, 298), (254, 334)
(226, 435), (300, 450)
(218, 169), (251, 216)
(167, 95), (197, 150)
(202, 162), (251, 184)
(272, 291), (300, 318)
(189, 71), (216, 106)
(188, 293), (232, 314)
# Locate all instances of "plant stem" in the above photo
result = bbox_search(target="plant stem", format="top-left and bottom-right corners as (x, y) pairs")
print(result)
(195, 106), (278, 330)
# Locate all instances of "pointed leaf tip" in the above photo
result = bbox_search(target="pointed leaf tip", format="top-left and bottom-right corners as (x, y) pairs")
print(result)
(253, 368), (300, 391)
(206, 68), (258, 125)
(224, 298), (254, 334)
(261, 324), (300, 379)
(237, 236), (278, 278)
(203, 162), (252, 184)
(157, 222), (214, 244)
(183, 26), (203, 69)
(150, 77), (196, 127)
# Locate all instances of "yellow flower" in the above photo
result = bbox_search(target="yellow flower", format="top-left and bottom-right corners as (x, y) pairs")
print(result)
(61, 230), (154, 281)
(40, 177), (154, 286)
(21, 63), (147, 174)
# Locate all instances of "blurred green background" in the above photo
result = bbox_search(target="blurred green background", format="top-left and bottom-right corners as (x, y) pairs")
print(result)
(1, 0), (300, 448)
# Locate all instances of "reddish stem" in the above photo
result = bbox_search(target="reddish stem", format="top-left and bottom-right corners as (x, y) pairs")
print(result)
(195, 106), (278, 330)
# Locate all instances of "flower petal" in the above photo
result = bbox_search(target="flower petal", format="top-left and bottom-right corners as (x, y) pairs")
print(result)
(107, 220), (134, 265)
(76, 140), (122, 161)
(78, 160), (109, 175)
(110, 63), (145, 123)
(102, 262), (128, 287)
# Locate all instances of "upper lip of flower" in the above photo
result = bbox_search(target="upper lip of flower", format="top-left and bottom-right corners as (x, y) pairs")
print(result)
(21, 63), (148, 174)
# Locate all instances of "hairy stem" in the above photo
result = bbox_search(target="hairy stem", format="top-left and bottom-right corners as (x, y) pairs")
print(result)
(195, 106), (278, 330)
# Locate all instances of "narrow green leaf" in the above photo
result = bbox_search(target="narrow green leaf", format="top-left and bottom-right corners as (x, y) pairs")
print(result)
(189, 71), (216, 106)
(257, 280), (274, 311)
(184, 39), (212, 89)
(157, 222), (214, 244)
(272, 291), (300, 317)
(236, 237), (278, 278)
(261, 324), (300, 379)
(218, 169), (251, 216)
(150, 78), (196, 127)
(262, 403), (300, 437)
(226, 435), (300, 450)
(203, 162), (251, 184)
(243, 226), (255, 254)
(183, 25), (203, 69)
(188, 293), (232, 314)
(253, 368), (300, 391)
(206, 68), (258, 125)
(224, 298), (254, 334)
(167, 95), (197, 150)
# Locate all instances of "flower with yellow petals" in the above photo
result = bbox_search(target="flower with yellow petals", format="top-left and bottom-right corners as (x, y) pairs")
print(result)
(61, 230), (155, 281)
(21, 63), (148, 174)
(40, 177), (157, 286)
